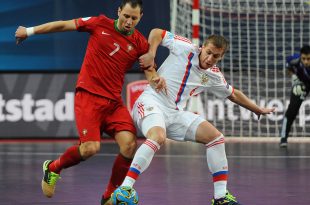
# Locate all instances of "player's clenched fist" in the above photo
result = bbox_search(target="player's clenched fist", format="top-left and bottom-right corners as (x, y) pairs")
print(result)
(15, 26), (28, 44)
(139, 52), (155, 70)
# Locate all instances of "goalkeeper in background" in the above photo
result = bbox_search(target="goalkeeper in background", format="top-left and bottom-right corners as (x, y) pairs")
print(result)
(280, 45), (310, 147)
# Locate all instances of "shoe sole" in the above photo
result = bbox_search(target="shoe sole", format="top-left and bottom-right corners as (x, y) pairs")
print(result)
(41, 160), (55, 198)
(41, 180), (54, 198)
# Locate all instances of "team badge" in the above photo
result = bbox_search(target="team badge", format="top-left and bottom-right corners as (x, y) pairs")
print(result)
(127, 44), (134, 52)
(147, 107), (154, 111)
(201, 73), (209, 85)
(82, 129), (88, 136)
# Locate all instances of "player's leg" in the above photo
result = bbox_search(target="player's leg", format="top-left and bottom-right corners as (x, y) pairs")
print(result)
(121, 113), (165, 188)
(101, 104), (138, 205)
(101, 131), (137, 205)
(280, 90), (304, 147)
(105, 122), (163, 205)
(161, 110), (239, 204)
(41, 89), (102, 198)
(195, 120), (240, 205)
(111, 100), (166, 193)
(166, 110), (236, 203)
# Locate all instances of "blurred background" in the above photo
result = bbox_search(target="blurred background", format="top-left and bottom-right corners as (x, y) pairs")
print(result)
(0, 0), (310, 139)
(0, 0), (170, 71)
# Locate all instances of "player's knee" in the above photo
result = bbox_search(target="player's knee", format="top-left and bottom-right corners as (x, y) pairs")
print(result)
(120, 140), (137, 158)
(79, 142), (100, 159)
(153, 134), (166, 146)
(146, 127), (166, 146)
(204, 132), (224, 145)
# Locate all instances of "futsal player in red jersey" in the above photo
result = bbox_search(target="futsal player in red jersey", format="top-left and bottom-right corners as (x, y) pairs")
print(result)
(15, 1), (165, 204)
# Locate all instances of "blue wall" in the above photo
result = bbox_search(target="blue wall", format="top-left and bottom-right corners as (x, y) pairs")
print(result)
(0, 0), (170, 72)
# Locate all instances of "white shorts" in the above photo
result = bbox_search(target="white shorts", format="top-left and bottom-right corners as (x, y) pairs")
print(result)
(132, 95), (205, 142)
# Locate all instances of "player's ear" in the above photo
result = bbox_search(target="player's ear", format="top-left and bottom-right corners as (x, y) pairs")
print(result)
(118, 7), (121, 16)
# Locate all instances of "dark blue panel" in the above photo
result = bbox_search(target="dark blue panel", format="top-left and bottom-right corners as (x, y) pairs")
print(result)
(0, 0), (170, 72)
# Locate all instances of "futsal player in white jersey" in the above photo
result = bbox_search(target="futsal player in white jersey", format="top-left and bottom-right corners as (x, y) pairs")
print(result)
(114, 29), (276, 205)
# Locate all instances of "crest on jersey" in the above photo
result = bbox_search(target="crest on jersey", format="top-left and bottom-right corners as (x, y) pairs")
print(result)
(127, 44), (134, 52)
(82, 129), (88, 136)
(146, 107), (154, 111)
(201, 73), (209, 85)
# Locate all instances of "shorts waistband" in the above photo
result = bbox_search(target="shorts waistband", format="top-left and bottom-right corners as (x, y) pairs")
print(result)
(76, 88), (117, 104)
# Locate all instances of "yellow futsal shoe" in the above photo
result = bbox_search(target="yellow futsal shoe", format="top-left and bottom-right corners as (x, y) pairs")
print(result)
(41, 160), (60, 198)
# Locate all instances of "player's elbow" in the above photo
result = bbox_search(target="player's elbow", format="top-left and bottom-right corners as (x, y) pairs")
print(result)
(227, 89), (239, 103)
(150, 28), (164, 39)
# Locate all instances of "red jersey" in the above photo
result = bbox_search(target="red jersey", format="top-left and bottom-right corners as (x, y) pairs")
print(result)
(75, 15), (149, 100)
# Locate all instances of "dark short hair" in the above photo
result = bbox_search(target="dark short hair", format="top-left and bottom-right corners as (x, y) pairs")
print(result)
(203, 35), (229, 53)
(300, 45), (310, 55)
(120, 0), (143, 14)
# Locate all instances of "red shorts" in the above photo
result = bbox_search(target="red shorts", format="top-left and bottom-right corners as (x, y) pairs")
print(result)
(74, 89), (136, 142)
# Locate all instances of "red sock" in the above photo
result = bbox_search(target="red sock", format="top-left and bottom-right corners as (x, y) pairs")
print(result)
(102, 154), (132, 199)
(48, 145), (83, 174)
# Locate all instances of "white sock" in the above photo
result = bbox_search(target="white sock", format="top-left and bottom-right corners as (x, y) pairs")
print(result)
(206, 135), (228, 199)
(122, 139), (160, 187)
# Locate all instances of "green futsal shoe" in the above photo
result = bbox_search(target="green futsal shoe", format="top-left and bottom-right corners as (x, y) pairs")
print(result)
(211, 191), (241, 205)
(41, 160), (60, 198)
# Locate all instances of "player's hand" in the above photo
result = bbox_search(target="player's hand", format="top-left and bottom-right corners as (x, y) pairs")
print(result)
(139, 52), (155, 69)
(256, 107), (276, 120)
(151, 76), (167, 95)
(15, 26), (28, 44)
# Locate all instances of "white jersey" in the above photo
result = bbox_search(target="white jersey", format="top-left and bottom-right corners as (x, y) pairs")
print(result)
(141, 30), (234, 110)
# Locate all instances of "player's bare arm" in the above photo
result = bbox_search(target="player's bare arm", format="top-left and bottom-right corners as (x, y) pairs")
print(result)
(139, 28), (167, 94)
(139, 28), (164, 68)
(228, 89), (276, 118)
(143, 66), (167, 95)
(139, 52), (155, 69)
(15, 20), (76, 44)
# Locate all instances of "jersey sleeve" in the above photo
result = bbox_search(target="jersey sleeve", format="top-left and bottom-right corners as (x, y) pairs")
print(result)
(75, 16), (100, 33)
(137, 34), (149, 56)
(209, 72), (234, 99)
(161, 30), (194, 55)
